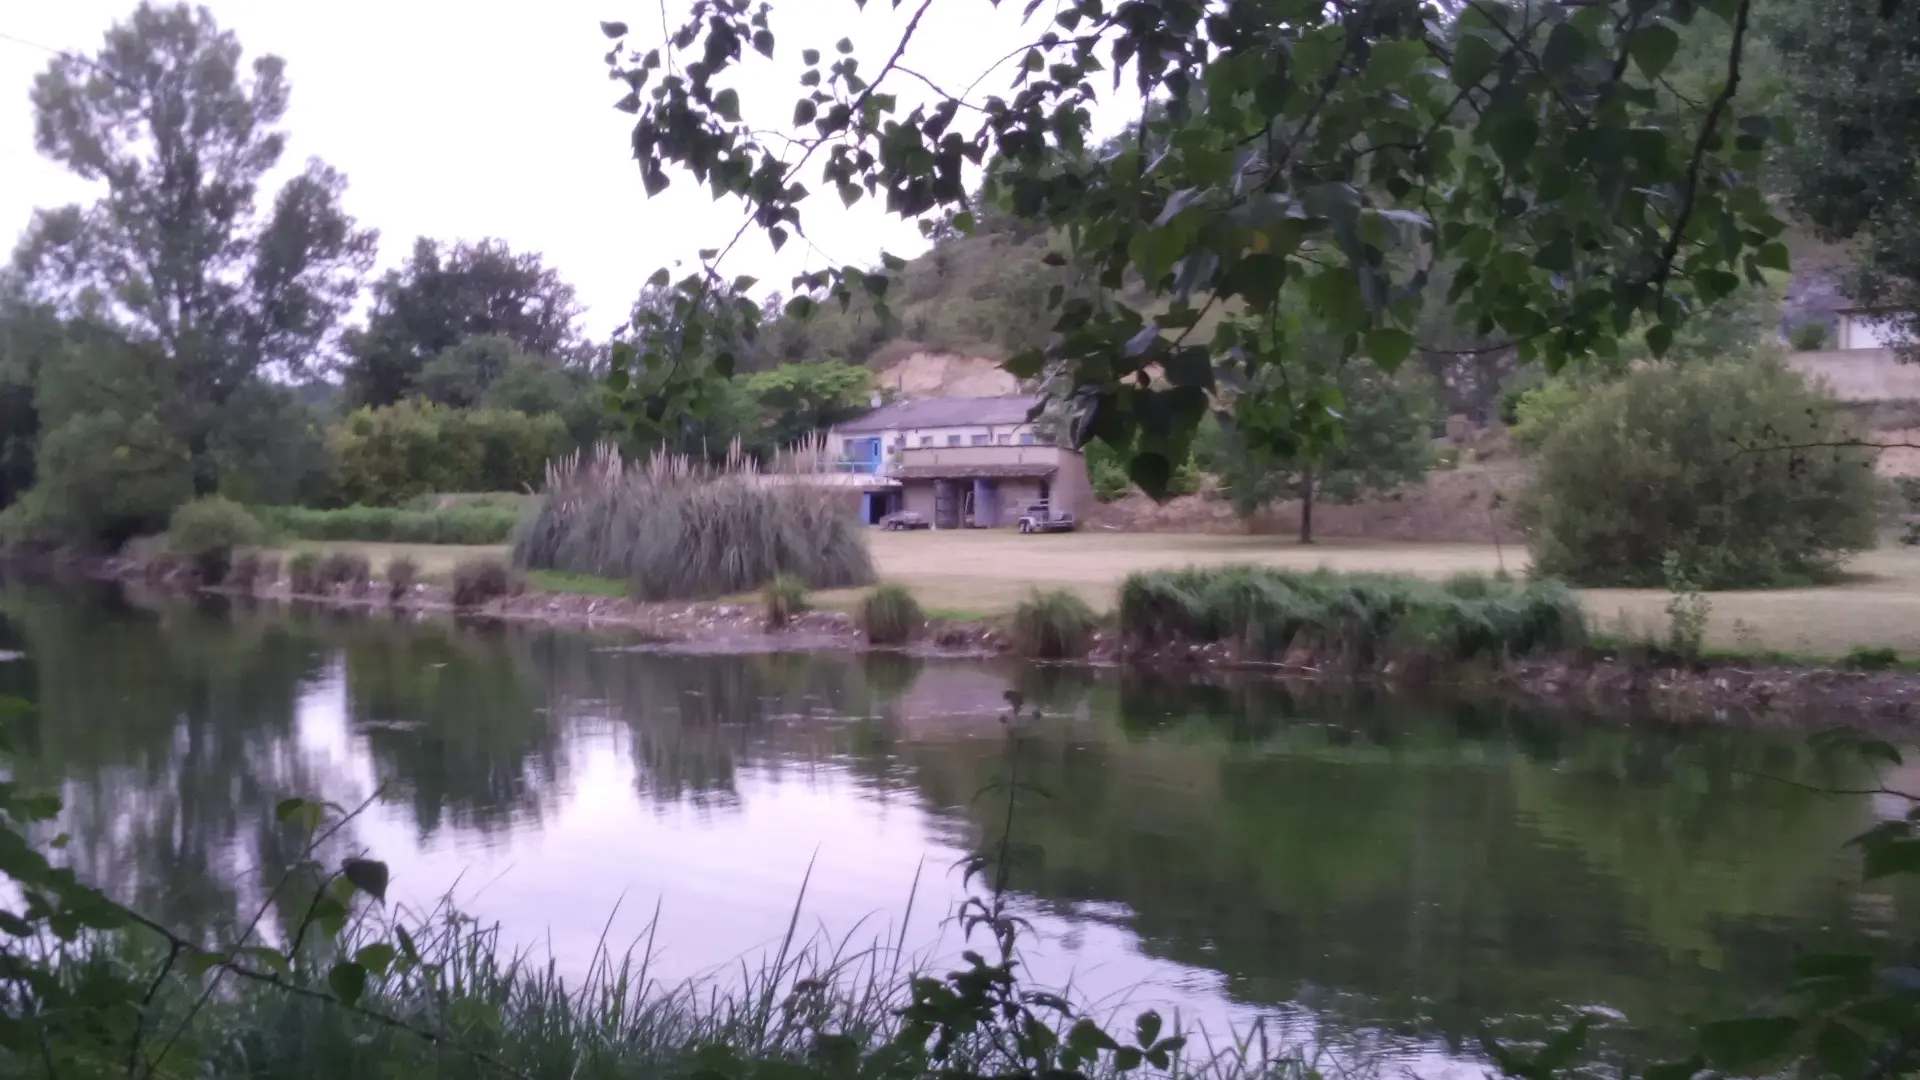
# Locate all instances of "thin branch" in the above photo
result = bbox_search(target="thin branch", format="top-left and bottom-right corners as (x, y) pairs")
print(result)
(1645, 0), (1752, 301)
(123, 941), (183, 1077)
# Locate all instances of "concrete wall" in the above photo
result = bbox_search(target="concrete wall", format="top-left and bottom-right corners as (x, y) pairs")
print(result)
(897, 445), (1071, 469)
(1788, 348), (1920, 402)
(828, 423), (1047, 462)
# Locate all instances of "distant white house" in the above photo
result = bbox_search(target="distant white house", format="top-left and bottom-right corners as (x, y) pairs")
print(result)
(1836, 308), (1909, 351)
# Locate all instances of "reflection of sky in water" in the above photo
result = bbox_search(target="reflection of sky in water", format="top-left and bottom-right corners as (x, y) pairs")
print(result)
(289, 657), (1467, 1077)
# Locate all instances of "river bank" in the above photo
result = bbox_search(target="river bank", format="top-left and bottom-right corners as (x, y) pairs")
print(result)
(8, 546), (1920, 729)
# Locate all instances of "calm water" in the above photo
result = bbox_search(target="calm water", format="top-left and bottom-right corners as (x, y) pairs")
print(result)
(1, 579), (1915, 1074)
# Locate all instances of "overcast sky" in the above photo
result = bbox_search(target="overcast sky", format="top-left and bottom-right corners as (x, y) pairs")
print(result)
(0, 1), (1128, 337)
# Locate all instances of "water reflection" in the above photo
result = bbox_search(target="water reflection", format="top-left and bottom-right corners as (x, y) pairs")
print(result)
(0, 578), (1914, 1071)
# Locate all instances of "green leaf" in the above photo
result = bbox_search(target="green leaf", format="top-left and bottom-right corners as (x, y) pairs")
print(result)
(241, 946), (290, 976)
(802, 48), (820, 65)
(274, 798), (310, 822)
(1699, 1016), (1799, 1068)
(713, 89), (741, 123)
(752, 30), (774, 59)
(354, 942), (398, 976)
(600, 21), (628, 38)
(1453, 33), (1500, 87)
(793, 99), (817, 125)
(1756, 242), (1791, 272)
(1365, 328), (1416, 370)
(328, 961), (368, 1005)
(1645, 323), (1675, 357)
(1135, 1009), (1163, 1047)
(836, 37), (853, 54)
(1542, 22), (1589, 69)
(1488, 115), (1540, 170)
(1630, 25), (1680, 78)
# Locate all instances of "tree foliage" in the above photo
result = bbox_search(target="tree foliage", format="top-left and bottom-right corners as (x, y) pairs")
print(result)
(601, 0), (1786, 495)
(1774, 0), (1920, 350)
(344, 237), (586, 407)
(1522, 355), (1878, 588)
(14, 1), (376, 493)
(327, 402), (569, 507)
(1199, 356), (1437, 541)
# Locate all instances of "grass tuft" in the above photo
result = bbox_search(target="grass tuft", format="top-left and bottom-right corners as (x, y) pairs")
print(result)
(315, 551), (372, 595)
(452, 559), (519, 608)
(286, 551), (321, 595)
(1010, 589), (1099, 659)
(762, 574), (811, 630)
(857, 585), (923, 645)
(386, 555), (421, 602)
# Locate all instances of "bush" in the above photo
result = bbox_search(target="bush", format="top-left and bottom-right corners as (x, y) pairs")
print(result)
(1846, 645), (1901, 671)
(1010, 589), (1099, 658)
(514, 446), (876, 600)
(762, 574), (811, 629)
(287, 551), (321, 595)
(387, 555), (421, 602)
(1790, 321), (1831, 351)
(328, 401), (569, 507)
(452, 559), (519, 608)
(165, 496), (265, 584)
(226, 551), (279, 592)
(254, 504), (520, 545)
(858, 584), (923, 645)
(1117, 566), (1585, 663)
(1508, 376), (1587, 452)
(1522, 356), (1879, 588)
(316, 551), (372, 595)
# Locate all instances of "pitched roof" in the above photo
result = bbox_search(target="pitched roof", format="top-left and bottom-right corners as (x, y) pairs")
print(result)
(835, 395), (1042, 433)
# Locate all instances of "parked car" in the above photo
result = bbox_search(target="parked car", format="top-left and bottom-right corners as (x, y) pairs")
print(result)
(879, 510), (932, 531)
(1016, 503), (1076, 534)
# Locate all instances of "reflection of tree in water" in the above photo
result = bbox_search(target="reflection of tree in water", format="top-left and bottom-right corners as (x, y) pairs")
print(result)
(341, 619), (565, 838)
(0, 585), (354, 939)
(895, 677), (1907, 1064)
(528, 643), (915, 809)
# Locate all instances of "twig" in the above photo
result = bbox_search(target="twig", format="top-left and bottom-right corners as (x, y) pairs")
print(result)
(1644, 0), (1752, 302)
(123, 941), (182, 1076)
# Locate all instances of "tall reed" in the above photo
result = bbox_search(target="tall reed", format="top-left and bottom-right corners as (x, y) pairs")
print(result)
(513, 443), (875, 601)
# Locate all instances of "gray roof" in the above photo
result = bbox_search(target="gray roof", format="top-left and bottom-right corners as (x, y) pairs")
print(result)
(836, 395), (1042, 433)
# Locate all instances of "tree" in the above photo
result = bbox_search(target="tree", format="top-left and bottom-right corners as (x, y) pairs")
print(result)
(740, 362), (875, 451)
(1773, 0), (1920, 349)
(1200, 358), (1438, 543)
(14, 2), (376, 494)
(344, 238), (584, 407)
(600, 0), (1786, 497)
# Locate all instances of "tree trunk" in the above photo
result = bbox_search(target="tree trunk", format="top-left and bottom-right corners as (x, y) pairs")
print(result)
(1298, 471), (1316, 545)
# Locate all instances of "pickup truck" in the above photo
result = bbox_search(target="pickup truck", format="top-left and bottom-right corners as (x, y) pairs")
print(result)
(1016, 503), (1076, 534)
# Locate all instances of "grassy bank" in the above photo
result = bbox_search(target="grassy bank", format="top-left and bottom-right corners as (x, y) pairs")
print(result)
(54, 907), (1323, 1080)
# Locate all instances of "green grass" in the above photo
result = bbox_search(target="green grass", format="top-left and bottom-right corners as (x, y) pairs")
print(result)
(259, 504), (521, 545)
(526, 569), (630, 598)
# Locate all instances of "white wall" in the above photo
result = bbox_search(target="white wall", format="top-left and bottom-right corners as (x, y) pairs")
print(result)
(1842, 314), (1906, 351)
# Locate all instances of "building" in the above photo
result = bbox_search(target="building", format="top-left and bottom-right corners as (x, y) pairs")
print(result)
(824, 395), (1093, 527)
(1836, 308), (1908, 351)
(1788, 307), (1920, 404)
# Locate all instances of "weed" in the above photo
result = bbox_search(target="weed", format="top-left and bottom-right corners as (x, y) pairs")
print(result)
(227, 551), (279, 593)
(1846, 645), (1901, 672)
(167, 496), (265, 584)
(386, 555), (421, 602)
(316, 552), (372, 595)
(1010, 589), (1099, 658)
(762, 574), (811, 629)
(286, 551), (321, 595)
(452, 559), (519, 608)
(857, 584), (923, 645)
(1661, 551), (1710, 661)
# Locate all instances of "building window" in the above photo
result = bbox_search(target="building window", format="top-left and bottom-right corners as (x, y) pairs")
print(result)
(947, 434), (962, 446)
(919, 436), (933, 447)
(971, 434), (990, 446)
(1018, 432), (1035, 446)
(997, 433), (1012, 445)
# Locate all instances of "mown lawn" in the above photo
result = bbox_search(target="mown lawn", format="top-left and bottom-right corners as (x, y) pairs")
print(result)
(284, 530), (1920, 658)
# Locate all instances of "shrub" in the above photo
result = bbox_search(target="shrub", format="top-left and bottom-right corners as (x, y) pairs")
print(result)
(287, 551), (321, 595)
(1522, 356), (1879, 588)
(328, 401), (568, 507)
(165, 496), (265, 584)
(254, 504), (521, 545)
(761, 574), (811, 629)
(858, 584), (923, 645)
(1790, 321), (1830, 351)
(452, 559), (519, 608)
(316, 551), (372, 595)
(1010, 589), (1099, 658)
(226, 551), (279, 593)
(1508, 376), (1587, 452)
(514, 446), (876, 600)
(1118, 566), (1585, 663)
(1846, 646), (1901, 671)
(386, 555), (421, 602)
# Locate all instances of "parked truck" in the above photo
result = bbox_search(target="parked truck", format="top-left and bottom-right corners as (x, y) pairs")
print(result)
(1016, 502), (1076, 534)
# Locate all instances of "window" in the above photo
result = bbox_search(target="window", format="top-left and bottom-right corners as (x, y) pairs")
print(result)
(919, 436), (933, 447)
(996, 433), (1012, 445)
(971, 434), (990, 446)
(1018, 432), (1035, 446)
(946, 434), (962, 446)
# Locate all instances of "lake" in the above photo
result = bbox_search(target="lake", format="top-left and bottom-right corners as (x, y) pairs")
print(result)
(0, 579), (1912, 1076)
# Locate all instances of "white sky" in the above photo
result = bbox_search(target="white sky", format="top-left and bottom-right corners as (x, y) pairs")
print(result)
(0, 0), (1131, 338)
